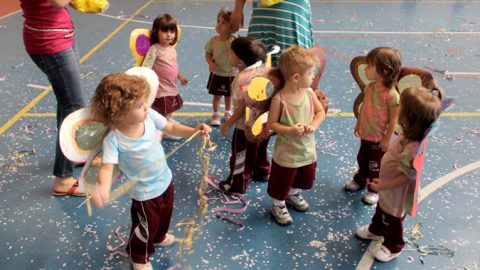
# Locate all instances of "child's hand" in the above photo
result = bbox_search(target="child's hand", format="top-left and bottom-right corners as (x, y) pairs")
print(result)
(379, 137), (390, 152)
(289, 123), (305, 136)
(304, 124), (315, 133)
(208, 63), (217, 73)
(179, 75), (189, 86)
(90, 185), (110, 209)
(354, 122), (360, 137)
(220, 123), (230, 137)
(195, 123), (212, 136)
(370, 178), (382, 192)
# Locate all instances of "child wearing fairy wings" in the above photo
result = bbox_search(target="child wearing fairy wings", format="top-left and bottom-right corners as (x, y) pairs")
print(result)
(267, 46), (325, 225)
(142, 14), (188, 140)
(219, 37), (271, 194)
(356, 87), (442, 262)
(90, 73), (211, 270)
(345, 47), (402, 205)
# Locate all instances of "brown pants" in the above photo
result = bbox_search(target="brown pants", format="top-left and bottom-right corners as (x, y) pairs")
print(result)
(223, 128), (270, 193)
(126, 182), (174, 264)
(267, 160), (316, 200)
(369, 205), (406, 253)
(353, 139), (385, 192)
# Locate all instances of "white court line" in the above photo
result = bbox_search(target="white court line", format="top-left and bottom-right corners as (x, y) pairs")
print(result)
(27, 84), (49, 90)
(444, 72), (480, 76)
(356, 160), (480, 270)
(96, 13), (480, 35)
(0, 10), (21, 20)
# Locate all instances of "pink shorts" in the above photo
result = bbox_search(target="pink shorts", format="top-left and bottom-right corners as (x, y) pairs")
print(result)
(151, 95), (183, 116)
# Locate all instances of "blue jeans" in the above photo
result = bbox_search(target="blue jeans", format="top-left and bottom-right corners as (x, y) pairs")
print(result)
(29, 44), (86, 177)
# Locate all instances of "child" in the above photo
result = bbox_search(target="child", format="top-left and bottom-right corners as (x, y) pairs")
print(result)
(142, 14), (188, 139)
(205, 7), (237, 126)
(219, 37), (271, 193)
(356, 87), (442, 262)
(267, 46), (325, 225)
(344, 47), (402, 205)
(90, 73), (211, 270)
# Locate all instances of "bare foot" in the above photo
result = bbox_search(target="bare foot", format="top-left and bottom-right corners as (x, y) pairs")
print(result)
(52, 176), (86, 196)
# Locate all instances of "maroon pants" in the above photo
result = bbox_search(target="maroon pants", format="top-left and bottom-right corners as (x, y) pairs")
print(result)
(224, 128), (270, 193)
(353, 139), (385, 192)
(267, 160), (316, 200)
(151, 95), (183, 116)
(126, 182), (174, 264)
(368, 205), (406, 253)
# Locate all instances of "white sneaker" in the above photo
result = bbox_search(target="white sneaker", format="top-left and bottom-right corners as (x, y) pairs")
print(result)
(210, 113), (221, 126)
(131, 261), (153, 270)
(271, 205), (293, 225)
(356, 225), (382, 241)
(374, 245), (401, 262)
(286, 193), (309, 211)
(154, 233), (176, 247)
(363, 192), (379, 205)
(344, 179), (361, 191)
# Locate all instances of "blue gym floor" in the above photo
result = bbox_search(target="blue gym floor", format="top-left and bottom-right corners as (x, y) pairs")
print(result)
(0, 1), (479, 269)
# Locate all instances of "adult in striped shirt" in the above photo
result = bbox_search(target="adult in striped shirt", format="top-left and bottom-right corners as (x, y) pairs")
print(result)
(231, 0), (314, 64)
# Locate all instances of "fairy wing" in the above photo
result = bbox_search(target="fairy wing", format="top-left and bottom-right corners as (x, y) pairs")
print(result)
(406, 97), (455, 217)
(59, 107), (109, 163)
(309, 46), (328, 112)
(351, 56), (442, 118)
(129, 26), (182, 67)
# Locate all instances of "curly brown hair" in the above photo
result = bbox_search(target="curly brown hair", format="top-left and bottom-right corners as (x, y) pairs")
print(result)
(91, 73), (148, 127)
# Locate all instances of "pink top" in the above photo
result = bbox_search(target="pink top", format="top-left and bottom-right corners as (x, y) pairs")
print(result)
(145, 44), (179, 98)
(358, 83), (399, 142)
(21, 0), (74, 55)
(378, 134), (419, 218)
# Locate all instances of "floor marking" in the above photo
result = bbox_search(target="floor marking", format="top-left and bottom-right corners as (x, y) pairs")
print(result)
(356, 160), (480, 269)
(26, 84), (49, 90)
(0, 10), (21, 20)
(0, 1), (154, 136)
(418, 160), (480, 202)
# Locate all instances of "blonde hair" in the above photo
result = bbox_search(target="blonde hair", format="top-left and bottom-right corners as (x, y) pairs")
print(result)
(217, 7), (232, 22)
(91, 73), (148, 127)
(398, 87), (442, 142)
(278, 46), (318, 80)
(366, 47), (402, 89)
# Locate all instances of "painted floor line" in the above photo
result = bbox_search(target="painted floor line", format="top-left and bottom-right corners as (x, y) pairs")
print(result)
(356, 160), (480, 270)
(95, 13), (480, 36)
(0, 1), (153, 137)
(27, 84), (49, 90)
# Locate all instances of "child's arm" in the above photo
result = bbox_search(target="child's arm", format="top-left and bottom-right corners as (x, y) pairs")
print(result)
(205, 52), (216, 73)
(370, 175), (409, 192)
(304, 90), (326, 133)
(220, 104), (245, 136)
(141, 46), (157, 69)
(380, 103), (400, 152)
(163, 121), (211, 137)
(91, 163), (114, 208)
(267, 97), (305, 136)
(177, 72), (188, 86)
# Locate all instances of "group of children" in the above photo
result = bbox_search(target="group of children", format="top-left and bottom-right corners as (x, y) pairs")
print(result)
(86, 9), (443, 270)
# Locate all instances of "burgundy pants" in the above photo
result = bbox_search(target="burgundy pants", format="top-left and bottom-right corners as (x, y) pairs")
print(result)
(267, 160), (316, 200)
(224, 128), (270, 193)
(126, 182), (174, 264)
(368, 205), (406, 253)
(353, 139), (385, 192)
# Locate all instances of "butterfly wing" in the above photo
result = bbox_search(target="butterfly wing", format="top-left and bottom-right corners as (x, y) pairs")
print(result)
(59, 107), (109, 163)
(125, 67), (159, 106)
